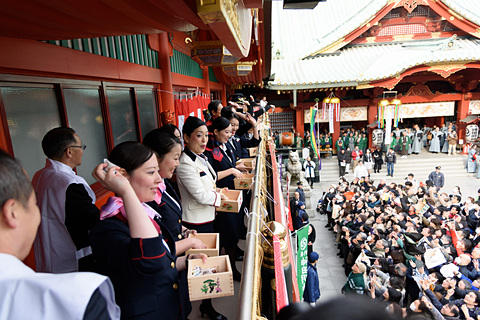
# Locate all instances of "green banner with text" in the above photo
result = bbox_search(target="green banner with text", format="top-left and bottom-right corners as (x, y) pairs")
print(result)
(296, 224), (309, 299)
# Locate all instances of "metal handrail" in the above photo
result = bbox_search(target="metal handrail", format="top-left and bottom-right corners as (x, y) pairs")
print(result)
(237, 123), (269, 320)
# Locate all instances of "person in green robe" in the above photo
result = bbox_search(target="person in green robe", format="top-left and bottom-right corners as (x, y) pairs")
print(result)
(341, 132), (349, 147)
(357, 133), (368, 153)
(318, 133), (325, 149)
(335, 138), (344, 154)
(399, 131), (412, 158)
(274, 131), (280, 148)
(324, 133), (332, 149)
(294, 131), (303, 149)
(389, 132), (397, 151)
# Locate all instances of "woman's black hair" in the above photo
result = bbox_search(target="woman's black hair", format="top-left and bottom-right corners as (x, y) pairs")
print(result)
(211, 117), (231, 135)
(108, 141), (154, 174)
(182, 116), (207, 137)
(220, 106), (239, 121)
(143, 129), (181, 162)
(157, 124), (180, 137)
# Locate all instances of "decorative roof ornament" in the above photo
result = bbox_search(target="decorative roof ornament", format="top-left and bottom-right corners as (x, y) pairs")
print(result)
(189, 40), (241, 66)
(222, 61), (257, 77)
(397, 0), (429, 14)
(436, 34), (460, 51)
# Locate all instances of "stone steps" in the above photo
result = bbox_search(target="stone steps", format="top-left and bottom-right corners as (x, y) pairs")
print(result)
(314, 153), (472, 182)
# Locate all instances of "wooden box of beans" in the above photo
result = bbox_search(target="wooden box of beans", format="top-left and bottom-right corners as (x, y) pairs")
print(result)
(185, 233), (219, 257)
(237, 157), (256, 170)
(248, 147), (259, 157)
(234, 173), (255, 190)
(187, 255), (234, 301)
(217, 190), (243, 212)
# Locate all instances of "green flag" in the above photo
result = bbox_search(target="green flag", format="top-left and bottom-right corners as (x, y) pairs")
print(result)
(296, 224), (309, 299)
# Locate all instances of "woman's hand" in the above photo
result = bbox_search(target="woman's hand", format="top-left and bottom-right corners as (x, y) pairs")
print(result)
(185, 229), (197, 237)
(219, 188), (230, 200)
(236, 162), (249, 172)
(190, 238), (207, 250)
(231, 168), (244, 179)
(92, 163), (131, 197)
(189, 253), (208, 263)
(246, 113), (257, 127)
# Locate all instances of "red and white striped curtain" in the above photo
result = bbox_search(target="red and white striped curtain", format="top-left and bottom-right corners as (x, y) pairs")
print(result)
(174, 93), (209, 132)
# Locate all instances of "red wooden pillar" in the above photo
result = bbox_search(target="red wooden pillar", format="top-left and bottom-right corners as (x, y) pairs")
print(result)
(221, 83), (227, 105)
(296, 106), (304, 136)
(331, 103), (341, 149)
(457, 93), (470, 142)
(202, 66), (211, 98)
(158, 33), (174, 124)
(367, 101), (377, 149)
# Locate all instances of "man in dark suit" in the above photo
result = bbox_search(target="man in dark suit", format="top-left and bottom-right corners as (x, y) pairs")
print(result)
(296, 181), (306, 202)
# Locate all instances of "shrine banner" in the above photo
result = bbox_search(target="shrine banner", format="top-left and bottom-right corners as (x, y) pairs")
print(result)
(274, 234), (289, 312)
(296, 224), (309, 299)
(175, 95), (208, 134)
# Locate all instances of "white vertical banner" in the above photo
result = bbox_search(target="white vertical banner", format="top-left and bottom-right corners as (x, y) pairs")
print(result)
(385, 106), (392, 145)
(328, 104), (334, 133)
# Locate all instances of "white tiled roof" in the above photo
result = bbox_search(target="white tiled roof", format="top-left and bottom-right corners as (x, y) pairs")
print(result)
(271, 0), (385, 61)
(270, 38), (480, 89)
(442, 0), (480, 26)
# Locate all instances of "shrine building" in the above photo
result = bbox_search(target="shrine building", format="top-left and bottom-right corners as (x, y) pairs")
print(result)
(267, 0), (480, 148)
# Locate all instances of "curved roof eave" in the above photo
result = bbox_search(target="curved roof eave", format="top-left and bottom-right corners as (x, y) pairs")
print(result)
(267, 81), (359, 91)
(270, 38), (480, 90)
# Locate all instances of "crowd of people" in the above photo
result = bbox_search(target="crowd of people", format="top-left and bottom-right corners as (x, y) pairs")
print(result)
(314, 167), (480, 319)
(331, 123), (460, 179)
(0, 93), (272, 320)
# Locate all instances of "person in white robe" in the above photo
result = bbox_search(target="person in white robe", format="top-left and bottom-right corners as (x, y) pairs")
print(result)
(354, 160), (369, 180)
(304, 156), (316, 187)
(467, 145), (477, 173)
(422, 125), (430, 147)
(429, 127), (441, 153)
(411, 125), (423, 154)
(0, 150), (120, 320)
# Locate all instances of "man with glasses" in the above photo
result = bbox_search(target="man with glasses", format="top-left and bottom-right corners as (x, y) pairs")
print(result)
(32, 127), (99, 273)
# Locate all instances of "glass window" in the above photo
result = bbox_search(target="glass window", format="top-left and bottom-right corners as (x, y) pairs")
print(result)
(1, 87), (61, 179)
(137, 90), (158, 139)
(107, 88), (138, 145)
(64, 88), (109, 184)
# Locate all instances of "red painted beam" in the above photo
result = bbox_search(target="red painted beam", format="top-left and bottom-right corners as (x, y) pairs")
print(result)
(0, 37), (163, 83)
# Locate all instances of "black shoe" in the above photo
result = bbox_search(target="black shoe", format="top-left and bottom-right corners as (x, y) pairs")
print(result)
(336, 252), (342, 256)
(200, 302), (227, 320)
(328, 227), (334, 231)
(325, 224), (331, 228)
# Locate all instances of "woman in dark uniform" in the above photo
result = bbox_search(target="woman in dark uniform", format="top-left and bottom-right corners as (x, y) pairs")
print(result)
(204, 117), (244, 282)
(143, 129), (210, 320)
(90, 142), (207, 320)
(222, 107), (260, 241)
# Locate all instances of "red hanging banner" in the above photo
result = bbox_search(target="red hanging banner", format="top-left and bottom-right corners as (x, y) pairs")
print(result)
(274, 234), (288, 312)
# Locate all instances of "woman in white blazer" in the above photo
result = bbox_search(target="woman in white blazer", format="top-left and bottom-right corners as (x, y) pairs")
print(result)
(176, 116), (228, 231)
(175, 116), (228, 320)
